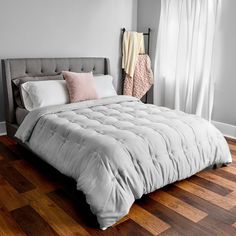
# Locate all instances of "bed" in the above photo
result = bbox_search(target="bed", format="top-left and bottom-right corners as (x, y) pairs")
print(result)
(1, 57), (232, 230)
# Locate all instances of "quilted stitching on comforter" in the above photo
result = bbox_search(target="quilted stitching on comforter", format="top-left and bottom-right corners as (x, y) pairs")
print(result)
(15, 96), (232, 229)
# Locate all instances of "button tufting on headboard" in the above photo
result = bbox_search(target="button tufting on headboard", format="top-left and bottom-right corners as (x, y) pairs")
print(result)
(1, 57), (110, 138)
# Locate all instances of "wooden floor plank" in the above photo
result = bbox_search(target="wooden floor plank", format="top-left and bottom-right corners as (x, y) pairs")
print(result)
(228, 143), (236, 152)
(115, 219), (154, 236)
(0, 136), (16, 146)
(0, 161), (35, 193)
(187, 175), (232, 196)
(13, 160), (59, 193)
(149, 190), (207, 223)
(47, 189), (107, 236)
(222, 165), (236, 175)
(21, 189), (48, 202)
(112, 215), (130, 227)
(226, 191), (236, 203)
(231, 206), (236, 216)
(0, 135), (236, 235)
(175, 180), (236, 210)
(0, 206), (26, 236)
(163, 185), (236, 224)
(231, 162), (236, 167)
(129, 203), (170, 235)
(158, 228), (181, 236)
(0, 143), (19, 161)
(137, 197), (213, 236)
(213, 168), (236, 182)
(31, 196), (91, 236)
(11, 205), (59, 236)
(0, 176), (28, 211)
(233, 222), (236, 229)
(198, 216), (236, 236)
(197, 171), (236, 191)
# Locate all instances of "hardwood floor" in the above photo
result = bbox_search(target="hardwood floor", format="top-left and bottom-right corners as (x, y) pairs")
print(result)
(0, 135), (236, 235)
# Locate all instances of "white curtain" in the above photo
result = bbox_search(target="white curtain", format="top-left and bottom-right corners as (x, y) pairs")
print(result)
(154, 0), (221, 120)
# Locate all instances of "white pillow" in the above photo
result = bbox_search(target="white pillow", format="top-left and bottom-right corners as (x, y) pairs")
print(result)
(20, 80), (69, 111)
(94, 75), (117, 98)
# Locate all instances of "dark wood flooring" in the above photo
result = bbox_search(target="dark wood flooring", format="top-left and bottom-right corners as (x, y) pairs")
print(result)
(0, 135), (236, 235)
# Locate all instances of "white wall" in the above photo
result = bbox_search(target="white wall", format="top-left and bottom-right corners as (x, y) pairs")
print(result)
(0, 0), (137, 123)
(212, 0), (236, 128)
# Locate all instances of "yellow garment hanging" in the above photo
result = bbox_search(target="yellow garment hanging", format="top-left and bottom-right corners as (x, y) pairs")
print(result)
(122, 31), (145, 78)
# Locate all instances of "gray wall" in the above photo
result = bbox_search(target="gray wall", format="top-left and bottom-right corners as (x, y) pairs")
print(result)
(0, 0), (137, 122)
(137, 0), (161, 69)
(212, 0), (236, 126)
(2, 0), (234, 128)
(137, 0), (161, 103)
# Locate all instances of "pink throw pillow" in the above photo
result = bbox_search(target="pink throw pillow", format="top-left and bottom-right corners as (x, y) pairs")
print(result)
(62, 71), (98, 103)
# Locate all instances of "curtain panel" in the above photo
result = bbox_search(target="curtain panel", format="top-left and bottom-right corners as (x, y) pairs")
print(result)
(154, 0), (221, 120)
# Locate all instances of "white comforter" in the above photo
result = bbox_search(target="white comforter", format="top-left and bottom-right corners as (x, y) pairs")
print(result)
(16, 96), (232, 229)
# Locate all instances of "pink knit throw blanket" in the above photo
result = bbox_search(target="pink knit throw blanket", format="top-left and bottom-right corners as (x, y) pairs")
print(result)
(123, 54), (154, 99)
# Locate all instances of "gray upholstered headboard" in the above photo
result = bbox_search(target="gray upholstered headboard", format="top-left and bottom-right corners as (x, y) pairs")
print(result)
(1, 57), (110, 138)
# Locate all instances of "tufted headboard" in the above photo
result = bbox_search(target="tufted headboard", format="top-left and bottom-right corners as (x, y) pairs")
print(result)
(1, 57), (110, 138)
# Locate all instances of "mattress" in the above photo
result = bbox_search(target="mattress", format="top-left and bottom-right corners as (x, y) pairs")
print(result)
(16, 107), (29, 125)
(15, 95), (232, 229)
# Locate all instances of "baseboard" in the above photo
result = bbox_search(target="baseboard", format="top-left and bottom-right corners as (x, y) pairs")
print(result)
(212, 121), (236, 139)
(0, 122), (6, 136)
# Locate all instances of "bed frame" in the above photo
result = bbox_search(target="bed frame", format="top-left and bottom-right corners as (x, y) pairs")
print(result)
(1, 57), (110, 139)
